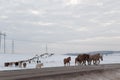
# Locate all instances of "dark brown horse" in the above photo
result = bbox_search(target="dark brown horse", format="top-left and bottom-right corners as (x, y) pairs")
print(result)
(4, 62), (10, 67)
(75, 54), (90, 65)
(75, 54), (82, 65)
(64, 57), (71, 66)
(23, 63), (27, 68)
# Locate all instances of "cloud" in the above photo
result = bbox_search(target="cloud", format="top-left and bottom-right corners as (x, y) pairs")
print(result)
(64, 0), (104, 6)
(61, 36), (120, 46)
(0, 0), (120, 54)
(65, 0), (81, 6)
(75, 27), (89, 32)
(0, 15), (8, 20)
(32, 21), (55, 26)
(29, 9), (46, 16)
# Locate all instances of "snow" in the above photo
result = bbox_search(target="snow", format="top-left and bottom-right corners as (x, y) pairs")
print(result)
(0, 53), (120, 71)
(101, 53), (120, 64)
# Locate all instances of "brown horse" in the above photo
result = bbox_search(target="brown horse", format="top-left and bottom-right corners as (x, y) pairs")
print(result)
(89, 53), (103, 65)
(75, 55), (83, 65)
(64, 57), (71, 66)
(76, 54), (90, 65)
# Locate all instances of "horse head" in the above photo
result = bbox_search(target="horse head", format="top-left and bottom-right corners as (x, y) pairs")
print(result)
(68, 57), (71, 61)
(100, 55), (103, 61)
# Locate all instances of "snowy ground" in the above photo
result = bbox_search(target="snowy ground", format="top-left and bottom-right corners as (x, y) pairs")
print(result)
(0, 53), (120, 71)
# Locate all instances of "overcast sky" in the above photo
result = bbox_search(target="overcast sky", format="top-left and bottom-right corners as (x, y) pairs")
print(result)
(0, 0), (120, 54)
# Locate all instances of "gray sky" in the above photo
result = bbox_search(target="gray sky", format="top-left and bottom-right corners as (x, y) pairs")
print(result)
(0, 0), (120, 54)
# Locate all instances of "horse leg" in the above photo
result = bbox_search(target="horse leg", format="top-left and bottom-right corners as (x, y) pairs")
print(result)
(68, 62), (70, 66)
(75, 60), (77, 66)
(89, 60), (92, 65)
(91, 60), (94, 65)
(96, 60), (100, 65)
(98, 60), (100, 64)
(64, 61), (66, 66)
(93, 60), (96, 65)
(64, 63), (66, 66)
(75, 62), (76, 66)
(82, 61), (85, 65)
(88, 60), (90, 65)
(84, 60), (86, 65)
(64, 62), (66, 66)
(95, 60), (98, 65)
(81, 61), (84, 65)
(75, 61), (78, 66)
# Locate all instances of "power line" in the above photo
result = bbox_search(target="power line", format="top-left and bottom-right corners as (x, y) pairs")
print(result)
(6, 37), (56, 44)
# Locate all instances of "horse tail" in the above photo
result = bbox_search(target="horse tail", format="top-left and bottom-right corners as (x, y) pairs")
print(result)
(63, 59), (66, 65)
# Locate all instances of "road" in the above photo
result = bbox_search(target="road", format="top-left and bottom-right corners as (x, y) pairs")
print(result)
(0, 63), (120, 80)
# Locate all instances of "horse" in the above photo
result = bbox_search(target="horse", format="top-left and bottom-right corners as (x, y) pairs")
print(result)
(9, 62), (14, 66)
(89, 53), (103, 65)
(97, 54), (103, 64)
(18, 61), (24, 68)
(83, 54), (90, 65)
(23, 63), (27, 68)
(64, 57), (71, 66)
(28, 59), (32, 63)
(75, 56), (84, 65)
(37, 60), (41, 63)
(76, 54), (90, 65)
(14, 62), (19, 67)
(4, 62), (10, 67)
(36, 63), (43, 68)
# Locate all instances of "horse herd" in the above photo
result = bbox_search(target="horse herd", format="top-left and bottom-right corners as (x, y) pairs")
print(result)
(4, 53), (55, 68)
(4, 53), (103, 69)
(64, 53), (103, 66)
(4, 55), (43, 68)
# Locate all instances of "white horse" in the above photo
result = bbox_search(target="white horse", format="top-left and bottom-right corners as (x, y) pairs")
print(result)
(36, 63), (43, 68)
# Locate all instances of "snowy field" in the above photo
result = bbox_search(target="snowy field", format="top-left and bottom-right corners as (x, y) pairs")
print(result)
(0, 53), (120, 71)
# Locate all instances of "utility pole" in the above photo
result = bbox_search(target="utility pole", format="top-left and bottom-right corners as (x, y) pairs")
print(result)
(12, 40), (14, 54)
(0, 32), (7, 53)
(3, 33), (6, 54)
(0, 32), (2, 50)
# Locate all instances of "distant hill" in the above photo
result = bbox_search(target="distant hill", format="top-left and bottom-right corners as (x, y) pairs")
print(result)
(88, 51), (120, 55)
(65, 51), (120, 56)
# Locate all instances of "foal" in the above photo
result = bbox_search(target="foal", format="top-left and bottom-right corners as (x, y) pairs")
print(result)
(63, 57), (71, 66)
